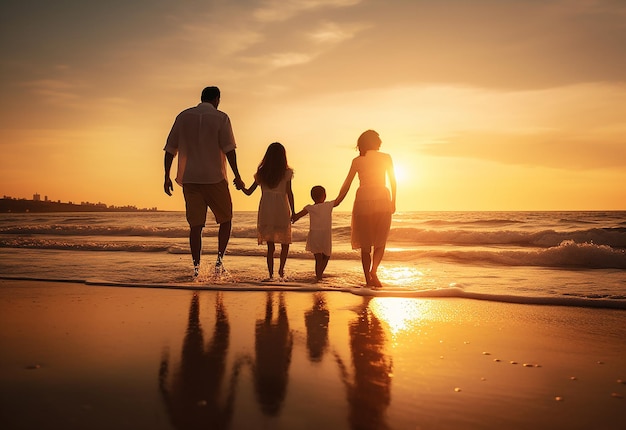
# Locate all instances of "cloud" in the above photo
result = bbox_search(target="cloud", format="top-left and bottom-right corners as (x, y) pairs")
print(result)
(20, 79), (82, 106)
(253, 0), (362, 22)
(419, 133), (626, 170)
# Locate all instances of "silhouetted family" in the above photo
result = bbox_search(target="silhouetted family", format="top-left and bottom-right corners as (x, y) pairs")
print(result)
(164, 86), (396, 288)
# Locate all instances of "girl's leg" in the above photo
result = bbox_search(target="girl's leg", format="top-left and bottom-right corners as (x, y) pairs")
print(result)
(278, 244), (290, 278)
(266, 242), (275, 278)
(370, 246), (385, 288)
(360, 247), (372, 286)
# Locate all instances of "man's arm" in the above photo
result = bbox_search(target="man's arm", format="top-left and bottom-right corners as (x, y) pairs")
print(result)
(225, 150), (245, 190)
(164, 151), (175, 196)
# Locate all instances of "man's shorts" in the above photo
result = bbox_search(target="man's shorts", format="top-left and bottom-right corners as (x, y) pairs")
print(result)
(182, 181), (233, 227)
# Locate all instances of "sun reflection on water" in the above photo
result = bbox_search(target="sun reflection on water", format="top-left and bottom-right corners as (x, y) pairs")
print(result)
(370, 298), (431, 337)
(377, 265), (428, 289)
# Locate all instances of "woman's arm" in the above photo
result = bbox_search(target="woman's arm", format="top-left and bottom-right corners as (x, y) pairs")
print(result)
(334, 160), (357, 207)
(388, 156), (397, 214)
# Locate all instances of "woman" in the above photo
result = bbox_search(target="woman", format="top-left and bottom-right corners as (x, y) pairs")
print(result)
(335, 130), (396, 288)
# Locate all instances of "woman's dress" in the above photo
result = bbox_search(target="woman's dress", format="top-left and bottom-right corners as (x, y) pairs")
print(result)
(350, 151), (393, 249)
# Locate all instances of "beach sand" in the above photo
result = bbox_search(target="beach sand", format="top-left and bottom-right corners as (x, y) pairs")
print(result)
(1, 279), (625, 430)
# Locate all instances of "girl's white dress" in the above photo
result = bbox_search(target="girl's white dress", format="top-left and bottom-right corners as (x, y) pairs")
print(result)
(256, 169), (293, 244)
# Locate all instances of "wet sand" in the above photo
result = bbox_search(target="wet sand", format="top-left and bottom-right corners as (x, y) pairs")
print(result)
(0, 279), (625, 430)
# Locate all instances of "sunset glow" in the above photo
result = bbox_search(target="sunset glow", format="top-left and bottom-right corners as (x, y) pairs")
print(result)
(1, 1), (625, 211)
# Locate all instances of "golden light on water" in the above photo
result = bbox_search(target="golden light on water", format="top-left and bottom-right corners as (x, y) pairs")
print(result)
(370, 298), (429, 337)
(377, 266), (425, 288)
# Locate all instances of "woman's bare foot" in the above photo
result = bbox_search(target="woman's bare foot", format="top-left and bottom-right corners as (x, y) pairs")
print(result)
(369, 272), (383, 289)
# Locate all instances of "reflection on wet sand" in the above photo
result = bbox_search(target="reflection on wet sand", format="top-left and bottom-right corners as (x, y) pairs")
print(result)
(157, 292), (391, 428)
(336, 297), (393, 430)
(253, 292), (294, 416)
(159, 292), (236, 429)
(305, 292), (330, 362)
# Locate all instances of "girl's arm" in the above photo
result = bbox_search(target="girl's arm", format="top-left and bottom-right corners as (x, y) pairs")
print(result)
(334, 160), (357, 206)
(241, 180), (258, 196)
(286, 179), (295, 215)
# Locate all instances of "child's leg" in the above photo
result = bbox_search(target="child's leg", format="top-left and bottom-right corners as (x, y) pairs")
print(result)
(266, 242), (275, 278)
(314, 253), (331, 281)
(314, 253), (324, 281)
(278, 243), (289, 278)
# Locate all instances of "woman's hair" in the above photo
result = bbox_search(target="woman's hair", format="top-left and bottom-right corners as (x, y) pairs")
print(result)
(256, 142), (289, 189)
(357, 129), (382, 156)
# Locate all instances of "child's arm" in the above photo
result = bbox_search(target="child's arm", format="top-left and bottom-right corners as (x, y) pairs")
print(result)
(291, 207), (308, 223)
(241, 180), (258, 196)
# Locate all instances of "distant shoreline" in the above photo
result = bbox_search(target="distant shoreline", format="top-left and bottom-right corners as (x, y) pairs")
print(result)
(0, 198), (158, 213)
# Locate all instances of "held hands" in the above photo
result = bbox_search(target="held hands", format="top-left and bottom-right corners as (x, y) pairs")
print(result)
(233, 177), (245, 190)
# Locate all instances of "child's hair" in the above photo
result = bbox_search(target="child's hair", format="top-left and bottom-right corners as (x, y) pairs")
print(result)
(256, 142), (289, 189)
(310, 185), (326, 202)
(357, 129), (382, 156)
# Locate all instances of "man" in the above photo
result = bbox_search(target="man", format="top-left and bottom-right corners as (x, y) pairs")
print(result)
(164, 86), (245, 278)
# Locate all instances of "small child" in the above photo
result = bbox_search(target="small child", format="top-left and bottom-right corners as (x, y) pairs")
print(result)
(292, 185), (338, 282)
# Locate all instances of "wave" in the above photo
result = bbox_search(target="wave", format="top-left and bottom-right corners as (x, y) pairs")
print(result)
(2, 237), (625, 269)
(0, 224), (191, 238)
(3, 223), (626, 249)
(388, 227), (626, 248)
(409, 240), (626, 269)
(2, 276), (624, 310)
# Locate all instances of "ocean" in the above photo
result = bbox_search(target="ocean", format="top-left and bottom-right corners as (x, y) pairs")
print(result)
(1, 210), (625, 309)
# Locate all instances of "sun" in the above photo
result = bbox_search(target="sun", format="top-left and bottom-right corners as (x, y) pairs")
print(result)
(393, 162), (408, 183)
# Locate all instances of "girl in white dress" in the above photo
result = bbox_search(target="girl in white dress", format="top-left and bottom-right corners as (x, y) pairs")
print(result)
(242, 142), (295, 280)
(334, 130), (397, 288)
(292, 185), (339, 281)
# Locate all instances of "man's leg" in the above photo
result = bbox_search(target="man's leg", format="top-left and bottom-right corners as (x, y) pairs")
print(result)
(190, 225), (203, 267)
(217, 220), (232, 257)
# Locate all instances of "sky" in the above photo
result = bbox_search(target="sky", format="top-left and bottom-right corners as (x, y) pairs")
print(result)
(1, 0), (625, 212)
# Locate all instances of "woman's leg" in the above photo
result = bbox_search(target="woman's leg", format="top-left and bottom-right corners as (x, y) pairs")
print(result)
(360, 247), (372, 286)
(266, 242), (275, 278)
(370, 246), (385, 288)
(278, 244), (290, 278)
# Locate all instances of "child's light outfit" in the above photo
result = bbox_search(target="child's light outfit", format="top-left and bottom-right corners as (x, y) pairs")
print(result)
(256, 168), (293, 244)
(304, 200), (335, 257)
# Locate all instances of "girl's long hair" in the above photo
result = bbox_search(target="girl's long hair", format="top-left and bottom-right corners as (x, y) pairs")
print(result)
(256, 142), (289, 189)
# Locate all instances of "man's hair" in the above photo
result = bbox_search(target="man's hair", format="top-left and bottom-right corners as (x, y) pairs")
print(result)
(201, 86), (220, 102)
(311, 185), (326, 202)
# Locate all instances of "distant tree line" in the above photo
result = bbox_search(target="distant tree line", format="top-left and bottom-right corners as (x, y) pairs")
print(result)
(0, 197), (158, 213)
